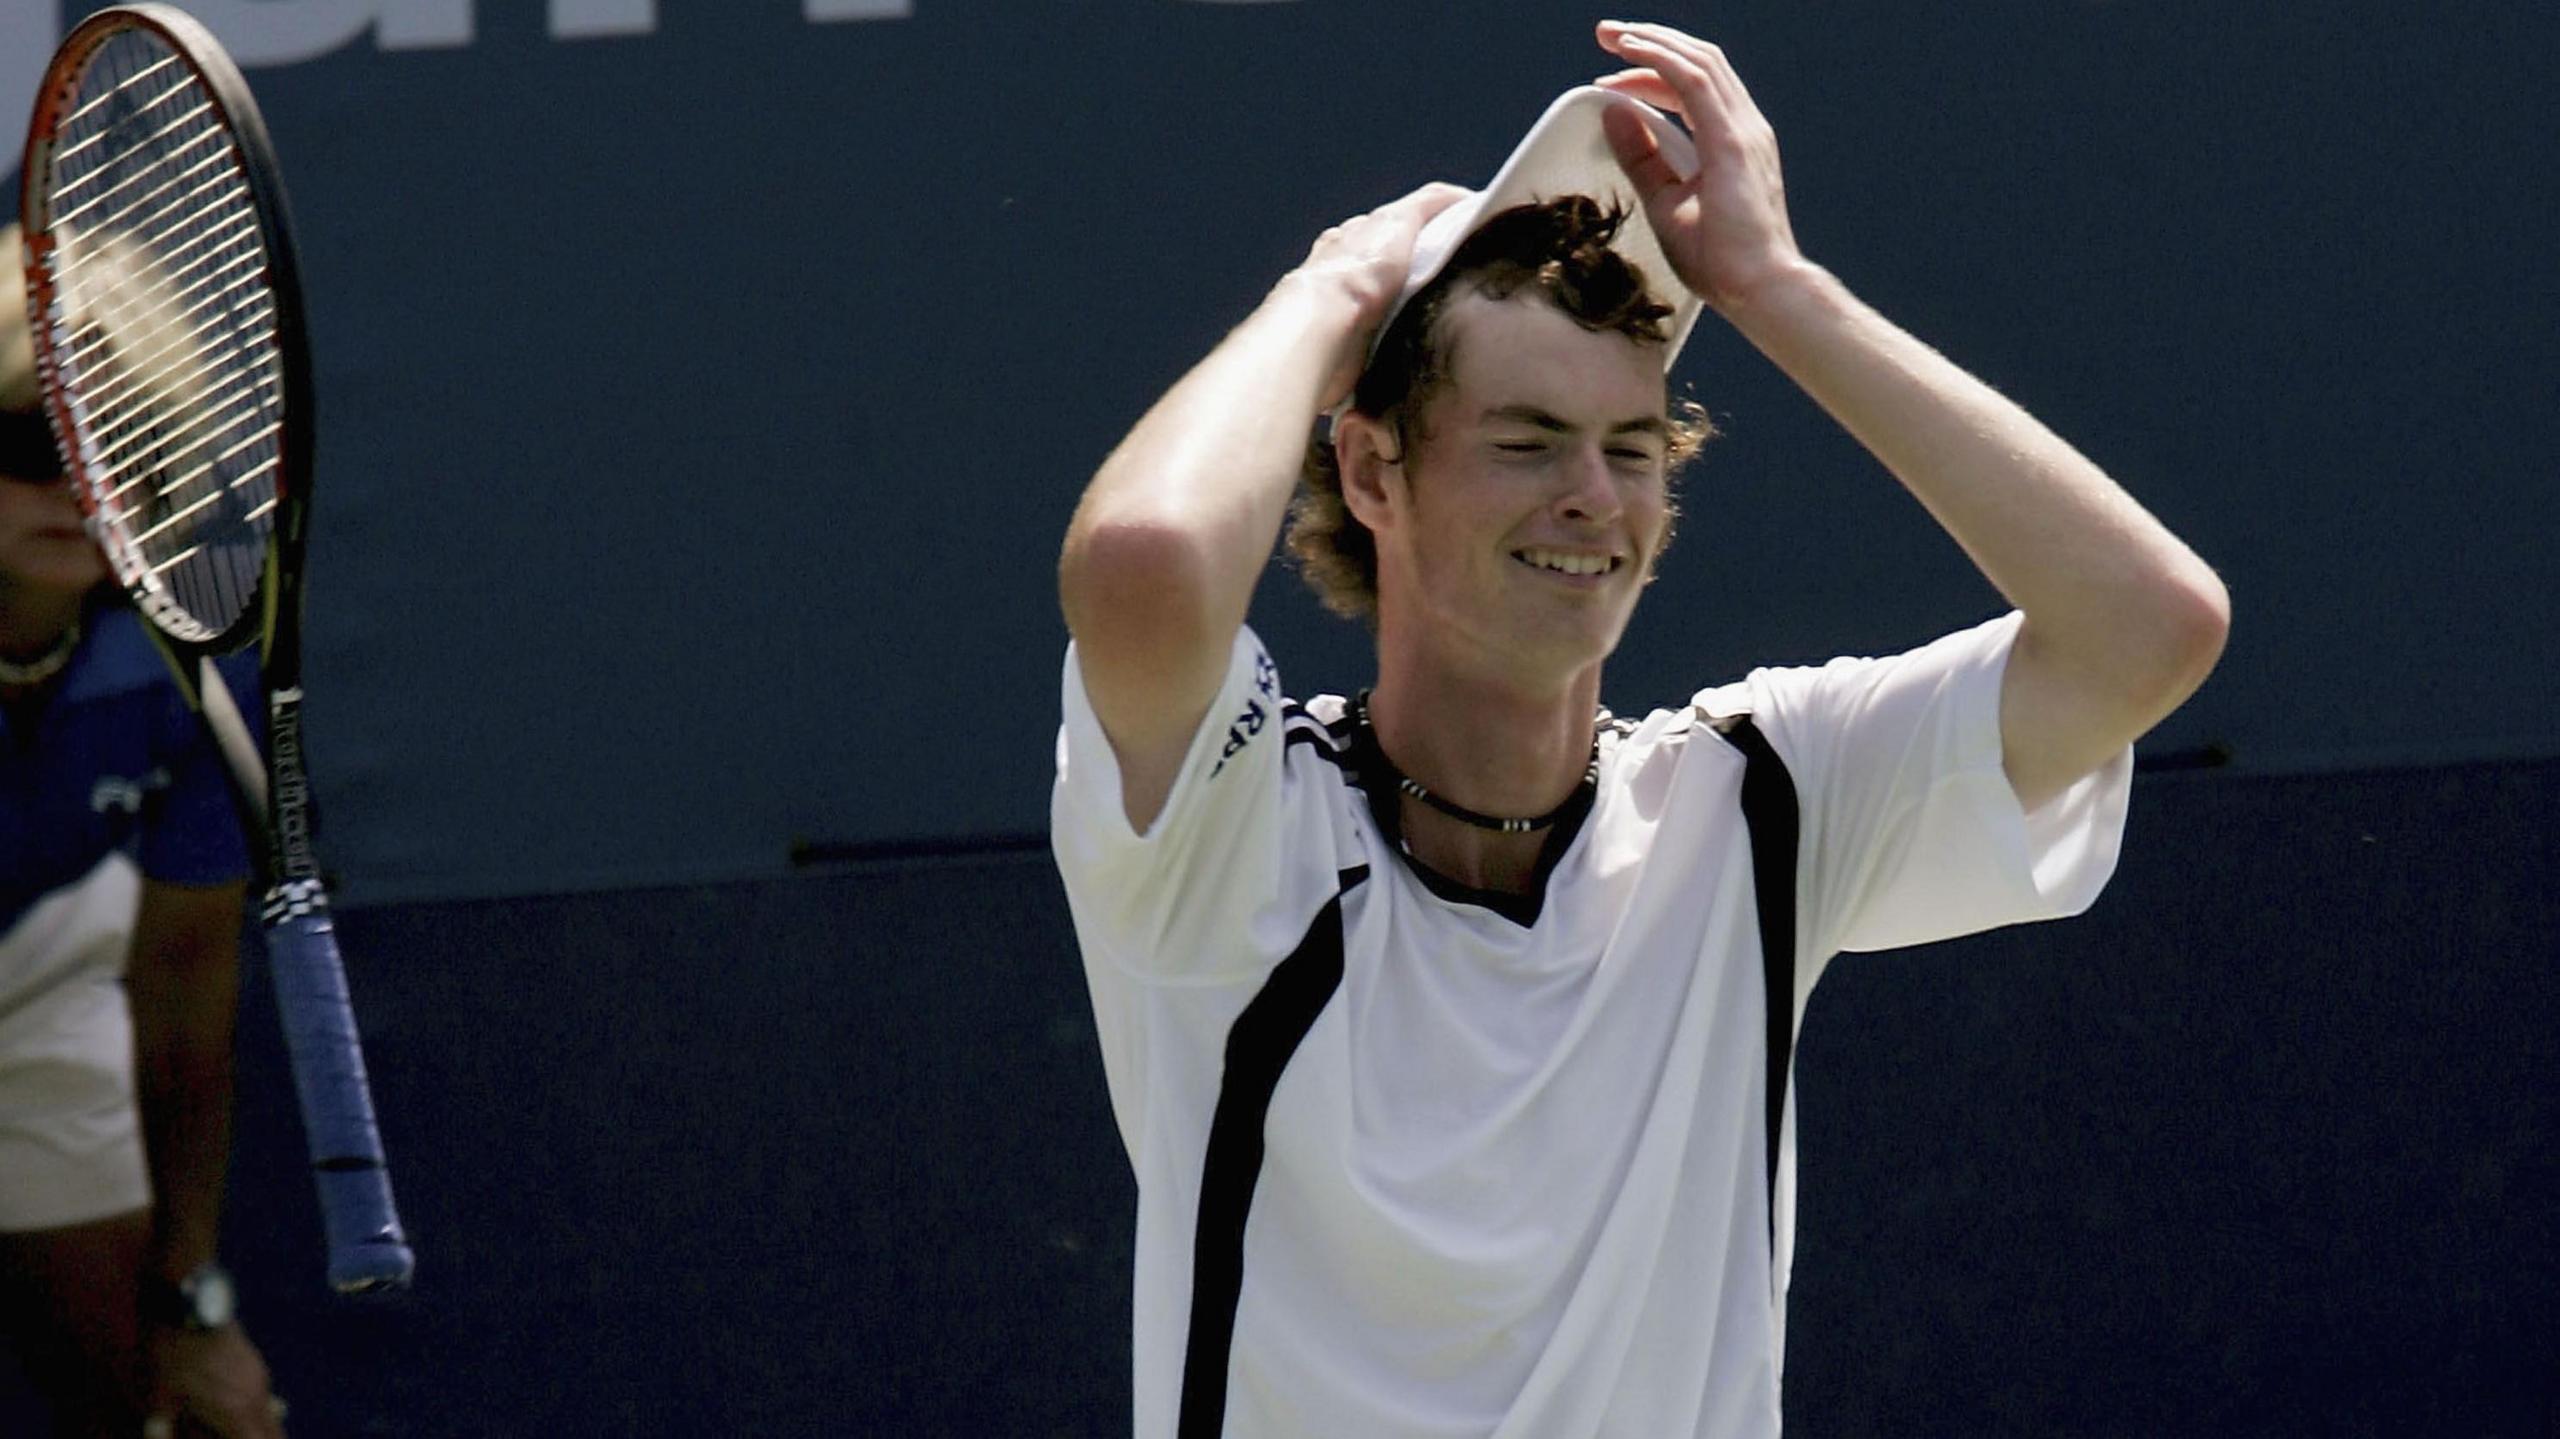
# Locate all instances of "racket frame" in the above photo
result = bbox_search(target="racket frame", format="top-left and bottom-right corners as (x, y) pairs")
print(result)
(19, 2), (411, 1294)
(20, 0), (316, 712)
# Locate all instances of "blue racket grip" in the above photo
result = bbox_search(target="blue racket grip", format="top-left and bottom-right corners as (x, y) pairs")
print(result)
(266, 898), (415, 1292)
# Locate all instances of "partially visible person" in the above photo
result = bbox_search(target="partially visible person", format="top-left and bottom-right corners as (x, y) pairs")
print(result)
(2, 224), (284, 1438)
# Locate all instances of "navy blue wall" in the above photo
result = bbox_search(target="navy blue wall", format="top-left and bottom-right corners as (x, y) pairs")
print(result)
(6, 2), (2556, 1433)
(14, 0), (2557, 903)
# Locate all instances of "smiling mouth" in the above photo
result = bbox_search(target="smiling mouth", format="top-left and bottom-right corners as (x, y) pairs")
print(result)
(1512, 546), (1623, 578)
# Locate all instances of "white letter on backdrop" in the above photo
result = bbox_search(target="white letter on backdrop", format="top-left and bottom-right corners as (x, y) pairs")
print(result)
(169, 0), (378, 63)
(551, 0), (656, 39)
(805, 0), (913, 20)
(379, 0), (474, 48)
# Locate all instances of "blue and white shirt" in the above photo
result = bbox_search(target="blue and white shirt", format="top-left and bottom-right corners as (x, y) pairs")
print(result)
(3, 599), (254, 937)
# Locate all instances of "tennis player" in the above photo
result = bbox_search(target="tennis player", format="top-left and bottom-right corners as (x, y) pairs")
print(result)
(1, 227), (285, 1438)
(1052, 20), (2226, 1438)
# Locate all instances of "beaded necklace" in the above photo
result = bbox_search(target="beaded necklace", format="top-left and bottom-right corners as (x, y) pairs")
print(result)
(1352, 688), (1599, 835)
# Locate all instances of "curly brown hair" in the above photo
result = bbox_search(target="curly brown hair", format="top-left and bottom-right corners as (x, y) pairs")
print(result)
(1285, 196), (1714, 624)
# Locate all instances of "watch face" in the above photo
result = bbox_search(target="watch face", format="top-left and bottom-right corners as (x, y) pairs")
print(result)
(184, 1265), (236, 1328)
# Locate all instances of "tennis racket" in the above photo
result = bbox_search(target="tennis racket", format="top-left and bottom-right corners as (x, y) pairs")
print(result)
(19, 3), (413, 1293)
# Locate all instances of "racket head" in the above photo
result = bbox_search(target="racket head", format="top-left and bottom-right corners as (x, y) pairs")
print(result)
(18, 2), (314, 667)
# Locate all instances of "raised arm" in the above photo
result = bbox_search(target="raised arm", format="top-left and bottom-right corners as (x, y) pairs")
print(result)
(1059, 183), (1463, 831)
(1596, 21), (2229, 811)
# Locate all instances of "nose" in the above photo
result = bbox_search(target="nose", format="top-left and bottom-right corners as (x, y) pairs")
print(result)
(1554, 445), (1622, 526)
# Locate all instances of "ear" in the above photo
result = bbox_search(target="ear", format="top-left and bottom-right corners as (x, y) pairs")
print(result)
(1334, 411), (1404, 533)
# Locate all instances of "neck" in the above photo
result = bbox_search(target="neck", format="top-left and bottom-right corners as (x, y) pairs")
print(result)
(1364, 647), (1605, 895)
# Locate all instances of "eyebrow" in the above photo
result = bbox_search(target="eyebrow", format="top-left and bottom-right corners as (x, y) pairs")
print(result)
(1479, 404), (1669, 439)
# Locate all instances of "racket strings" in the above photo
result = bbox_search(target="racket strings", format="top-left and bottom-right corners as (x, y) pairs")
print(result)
(51, 110), (227, 229)
(54, 52), (183, 133)
(40, 29), (286, 642)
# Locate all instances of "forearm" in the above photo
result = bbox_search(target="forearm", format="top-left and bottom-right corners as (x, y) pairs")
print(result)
(1058, 275), (1371, 819)
(1064, 274), (1365, 644)
(136, 1034), (235, 1270)
(132, 994), (236, 1280)
(126, 883), (246, 1282)
(1056, 181), (1459, 827)
(1724, 262), (2227, 689)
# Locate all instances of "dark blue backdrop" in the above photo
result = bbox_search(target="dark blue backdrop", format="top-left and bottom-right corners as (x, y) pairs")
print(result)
(5, 1), (2556, 1434)
(16, 0), (2557, 904)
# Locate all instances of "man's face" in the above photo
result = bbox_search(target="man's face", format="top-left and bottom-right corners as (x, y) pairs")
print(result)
(0, 457), (107, 598)
(1371, 292), (1673, 682)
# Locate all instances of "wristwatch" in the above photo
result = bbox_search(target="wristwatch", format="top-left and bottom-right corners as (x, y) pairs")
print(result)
(143, 1261), (237, 1331)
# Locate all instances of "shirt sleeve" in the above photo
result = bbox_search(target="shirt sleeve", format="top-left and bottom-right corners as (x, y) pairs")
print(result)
(1050, 625), (1327, 984)
(1713, 611), (2131, 958)
(135, 653), (256, 889)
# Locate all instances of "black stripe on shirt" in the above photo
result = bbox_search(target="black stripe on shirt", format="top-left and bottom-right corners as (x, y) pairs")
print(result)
(1280, 702), (1359, 752)
(1177, 865), (1370, 1439)
(1709, 712), (1800, 1238)
(1282, 707), (1362, 784)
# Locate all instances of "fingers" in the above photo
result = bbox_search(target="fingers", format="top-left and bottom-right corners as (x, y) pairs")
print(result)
(1589, 20), (1802, 308)
(1596, 21), (1714, 90)
(1596, 20), (1734, 84)
(239, 1392), (289, 1439)
(212, 1386), (288, 1439)
(1393, 180), (1472, 212)
(145, 1327), (286, 1439)
(1598, 101), (1683, 201)
(145, 1398), (285, 1438)
(1291, 177), (1472, 378)
(1595, 21), (1758, 133)
(1592, 68), (1685, 117)
(1375, 180), (1470, 233)
(1596, 21), (1782, 191)
(1328, 181), (1465, 244)
(1356, 181), (1472, 267)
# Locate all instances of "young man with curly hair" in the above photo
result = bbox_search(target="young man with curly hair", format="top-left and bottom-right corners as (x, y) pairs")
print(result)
(1052, 21), (2226, 1437)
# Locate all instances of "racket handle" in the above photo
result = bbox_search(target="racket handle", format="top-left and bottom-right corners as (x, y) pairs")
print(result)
(265, 894), (416, 1292)
(312, 1167), (416, 1294)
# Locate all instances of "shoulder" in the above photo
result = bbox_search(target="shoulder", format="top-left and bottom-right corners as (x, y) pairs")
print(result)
(1600, 696), (1723, 761)
(1711, 616), (2025, 712)
(1594, 699), (1737, 801)
(1591, 689), (1816, 832)
(1277, 694), (1360, 772)
(57, 602), (176, 707)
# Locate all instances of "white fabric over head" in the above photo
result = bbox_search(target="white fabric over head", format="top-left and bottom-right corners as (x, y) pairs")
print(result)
(1378, 86), (1704, 369)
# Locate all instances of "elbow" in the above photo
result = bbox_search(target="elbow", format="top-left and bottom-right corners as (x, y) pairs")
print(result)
(2137, 562), (2232, 714)
(2032, 560), (2232, 726)
(2170, 564), (2232, 690)
(1059, 511), (1222, 654)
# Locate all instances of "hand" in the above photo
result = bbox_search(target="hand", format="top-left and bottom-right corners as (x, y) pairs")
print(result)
(1592, 20), (1806, 311)
(1282, 181), (1471, 405)
(144, 1323), (286, 1439)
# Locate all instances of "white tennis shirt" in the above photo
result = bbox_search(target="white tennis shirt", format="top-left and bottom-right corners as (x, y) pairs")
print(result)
(1051, 613), (2130, 1439)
